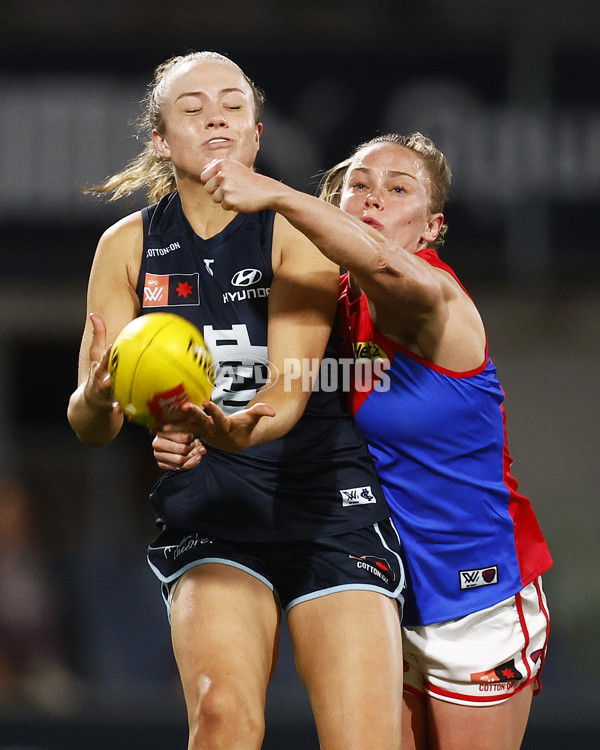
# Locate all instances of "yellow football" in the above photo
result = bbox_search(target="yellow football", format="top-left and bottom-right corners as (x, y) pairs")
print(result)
(108, 313), (213, 428)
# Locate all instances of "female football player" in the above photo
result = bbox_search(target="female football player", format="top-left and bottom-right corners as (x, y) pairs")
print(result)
(68, 52), (405, 750)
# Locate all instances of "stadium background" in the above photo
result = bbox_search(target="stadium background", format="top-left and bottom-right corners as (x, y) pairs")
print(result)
(0, 1), (598, 747)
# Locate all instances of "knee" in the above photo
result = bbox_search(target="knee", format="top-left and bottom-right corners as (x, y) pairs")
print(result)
(187, 675), (265, 750)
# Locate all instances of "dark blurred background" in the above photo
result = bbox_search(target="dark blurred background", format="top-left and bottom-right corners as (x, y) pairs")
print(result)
(0, 1), (598, 747)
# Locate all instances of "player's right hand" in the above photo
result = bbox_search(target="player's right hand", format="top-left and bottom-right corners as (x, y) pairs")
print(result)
(201, 159), (276, 213)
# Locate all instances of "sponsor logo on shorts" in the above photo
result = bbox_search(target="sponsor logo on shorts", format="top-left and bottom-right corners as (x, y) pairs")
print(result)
(349, 555), (396, 584)
(530, 649), (544, 664)
(162, 533), (214, 560)
(340, 485), (376, 506)
(459, 564), (498, 590)
(471, 659), (523, 691)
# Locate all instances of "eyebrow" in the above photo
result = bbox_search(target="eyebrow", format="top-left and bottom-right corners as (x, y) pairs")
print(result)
(350, 166), (416, 180)
(175, 87), (246, 102)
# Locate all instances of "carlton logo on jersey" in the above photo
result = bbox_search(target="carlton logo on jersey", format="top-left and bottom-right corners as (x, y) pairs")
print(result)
(143, 273), (200, 307)
(202, 324), (272, 413)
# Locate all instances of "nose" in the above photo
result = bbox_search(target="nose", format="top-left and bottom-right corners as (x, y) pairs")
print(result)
(364, 190), (383, 210)
(205, 108), (227, 128)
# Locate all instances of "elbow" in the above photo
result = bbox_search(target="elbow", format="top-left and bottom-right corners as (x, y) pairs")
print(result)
(67, 415), (104, 448)
(72, 428), (115, 449)
(67, 401), (117, 448)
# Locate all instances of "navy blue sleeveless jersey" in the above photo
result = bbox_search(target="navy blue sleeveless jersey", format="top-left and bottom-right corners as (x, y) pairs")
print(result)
(136, 191), (389, 542)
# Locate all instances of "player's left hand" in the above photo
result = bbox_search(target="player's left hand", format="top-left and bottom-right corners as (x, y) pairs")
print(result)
(83, 313), (120, 416)
(152, 431), (206, 472)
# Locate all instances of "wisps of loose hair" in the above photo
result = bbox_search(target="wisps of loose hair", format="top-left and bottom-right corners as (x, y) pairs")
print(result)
(84, 51), (265, 205)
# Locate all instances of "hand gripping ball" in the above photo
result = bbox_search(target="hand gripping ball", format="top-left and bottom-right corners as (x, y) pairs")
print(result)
(108, 313), (213, 428)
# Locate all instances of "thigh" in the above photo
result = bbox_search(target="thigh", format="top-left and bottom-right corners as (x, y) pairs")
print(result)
(273, 519), (406, 612)
(427, 683), (534, 750)
(403, 578), (549, 706)
(170, 563), (281, 722)
(402, 691), (428, 750)
(401, 681), (534, 750)
(288, 590), (403, 750)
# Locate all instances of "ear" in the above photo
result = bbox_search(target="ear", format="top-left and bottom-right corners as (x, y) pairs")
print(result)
(422, 213), (444, 244)
(152, 129), (170, 159)
(255, 122), (263, 147)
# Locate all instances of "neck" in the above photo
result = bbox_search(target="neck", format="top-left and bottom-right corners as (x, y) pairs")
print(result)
(178, 178), (239, 240)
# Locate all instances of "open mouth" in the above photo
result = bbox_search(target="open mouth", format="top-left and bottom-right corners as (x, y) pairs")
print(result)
(361, 216), (383, 231)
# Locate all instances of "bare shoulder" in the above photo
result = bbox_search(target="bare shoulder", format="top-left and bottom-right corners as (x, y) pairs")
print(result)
(97, 211), (143, 258)
(272, 213), (339, 276)
(86, 210), (144, 331)
(372, 257), (485, 365)
(435, 264), (483, 326)
(92, 210), (144, 284)
(425, 264), (486, 366)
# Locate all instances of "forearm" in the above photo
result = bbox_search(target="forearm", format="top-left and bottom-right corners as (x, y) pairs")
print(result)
(243, 388), (309, 446)
(267, 181), (442, 314)
(67, 384), (123, 447)
(268, 181), (386, 275)
(204, 160), (388, 276)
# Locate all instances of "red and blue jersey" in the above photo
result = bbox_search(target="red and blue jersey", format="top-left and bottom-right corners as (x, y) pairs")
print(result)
(339, 249), (553, 626)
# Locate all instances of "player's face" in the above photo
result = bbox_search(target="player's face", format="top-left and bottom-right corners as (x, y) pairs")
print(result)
(153, 59), (262, 178)
(339, 142), (442, 252)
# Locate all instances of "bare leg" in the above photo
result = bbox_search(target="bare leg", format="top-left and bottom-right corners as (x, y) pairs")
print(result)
(170, 564), (281, 750)
(426, 684), (535, 750)
(288, 590), (403, 750)
(402, 691), (428, 750)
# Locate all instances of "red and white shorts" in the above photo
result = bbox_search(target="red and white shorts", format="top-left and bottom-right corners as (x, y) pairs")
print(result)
(402, 577), (550, 706)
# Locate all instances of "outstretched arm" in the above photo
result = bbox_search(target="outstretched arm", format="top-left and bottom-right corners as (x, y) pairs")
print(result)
(201, 159), (443, 320)
(67, 214), (142, 446)
(201, 159), (485, 372)
(67, 313), (124, 446)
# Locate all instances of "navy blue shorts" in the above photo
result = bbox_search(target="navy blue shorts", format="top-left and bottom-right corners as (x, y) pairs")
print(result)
(147, 519), (406, 616)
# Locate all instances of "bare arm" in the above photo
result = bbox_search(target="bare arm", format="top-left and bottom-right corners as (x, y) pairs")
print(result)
(201, 160), (442, 322)
(67, 214), (143, 446)
(201, 160), (485, 370)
